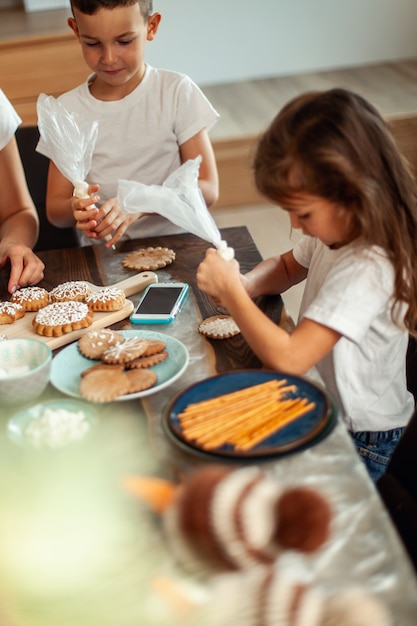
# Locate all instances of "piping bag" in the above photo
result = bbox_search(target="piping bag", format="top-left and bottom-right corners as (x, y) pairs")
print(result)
(36, 94), (115, 249)
(117, 156), (235, 260)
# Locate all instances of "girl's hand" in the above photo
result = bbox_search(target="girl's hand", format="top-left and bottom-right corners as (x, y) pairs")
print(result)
(88, 197), (142, 247)
(0, 241), (45, 294)
(197, 248), (241, 305)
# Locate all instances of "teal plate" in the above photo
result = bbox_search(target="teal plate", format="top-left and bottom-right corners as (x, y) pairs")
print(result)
(164, 370), (337, 460)
(7, 399), (97, 448)
(50, 330), (189, 401)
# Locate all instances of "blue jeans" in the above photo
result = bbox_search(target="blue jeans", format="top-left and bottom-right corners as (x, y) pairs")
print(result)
(350, 428), (405, 483)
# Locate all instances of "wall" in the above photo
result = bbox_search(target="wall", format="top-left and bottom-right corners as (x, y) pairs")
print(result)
(2, 0), (417, 87)
(146, 0), (417, 86)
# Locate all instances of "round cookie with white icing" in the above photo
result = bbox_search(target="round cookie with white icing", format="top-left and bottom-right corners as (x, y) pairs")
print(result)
(0, 301), (25, 324)
(50, 281), (91, 302)
(85, 287), (126, 312)
(101, 337), (149, 364)
(33, 301), (93, 337)
(198, 315), (240, 339)
(10, 286), (49, 311)
(78, 329), (124, 359)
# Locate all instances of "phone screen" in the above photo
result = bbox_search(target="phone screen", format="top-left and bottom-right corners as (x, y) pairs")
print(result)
(136, 286), (185, 315)
(130, 283), (188, 324)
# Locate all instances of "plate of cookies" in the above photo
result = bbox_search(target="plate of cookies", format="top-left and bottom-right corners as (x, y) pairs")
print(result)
(50, 329), (189, 403)
(164, 370), (337, 459)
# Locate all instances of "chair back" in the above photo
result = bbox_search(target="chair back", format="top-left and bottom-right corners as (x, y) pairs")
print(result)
(377, 407), (417, 573)
(15, 125), (78, 251)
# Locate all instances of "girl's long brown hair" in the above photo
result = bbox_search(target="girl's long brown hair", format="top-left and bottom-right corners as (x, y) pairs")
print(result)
(254, 88), (417, 333)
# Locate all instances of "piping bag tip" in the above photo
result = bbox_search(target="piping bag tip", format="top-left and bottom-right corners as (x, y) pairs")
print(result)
(216, 240), (235, 261)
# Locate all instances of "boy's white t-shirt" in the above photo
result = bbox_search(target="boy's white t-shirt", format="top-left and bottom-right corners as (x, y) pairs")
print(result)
(37, 64), (219, 239)
(293, 235), (414, 432)
(0, 89), (21, 149)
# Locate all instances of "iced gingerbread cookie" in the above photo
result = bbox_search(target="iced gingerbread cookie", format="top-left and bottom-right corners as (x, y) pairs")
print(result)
(10, 286), (49, 311)
(78, 329), (124, 359)
(0, 301), (25, 324)
(198, 315), (240, 339)
(101, 337), (150, 364)
(85, 287), (126, 312)
(50, 281), (91, 302)
(33, 301), (93, 337)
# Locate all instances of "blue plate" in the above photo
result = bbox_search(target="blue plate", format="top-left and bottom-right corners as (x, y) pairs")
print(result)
(50, 330), (189, 401)
(164, 370), (337, 459)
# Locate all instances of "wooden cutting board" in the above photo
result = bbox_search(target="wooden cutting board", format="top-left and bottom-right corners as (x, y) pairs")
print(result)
(0, 271), (157, 351)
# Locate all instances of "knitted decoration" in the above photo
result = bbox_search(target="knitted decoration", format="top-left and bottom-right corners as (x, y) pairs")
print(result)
(203, 566), (392, 626)
(125, 465), (332, 572)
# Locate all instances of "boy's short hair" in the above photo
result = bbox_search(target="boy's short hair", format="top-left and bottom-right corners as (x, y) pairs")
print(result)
(70, 0), (153, 19)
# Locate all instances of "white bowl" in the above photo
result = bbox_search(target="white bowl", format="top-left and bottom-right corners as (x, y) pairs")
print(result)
(0, 338), (52, 406)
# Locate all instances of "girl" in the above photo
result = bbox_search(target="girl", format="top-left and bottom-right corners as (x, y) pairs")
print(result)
(197, 88), (417, 482)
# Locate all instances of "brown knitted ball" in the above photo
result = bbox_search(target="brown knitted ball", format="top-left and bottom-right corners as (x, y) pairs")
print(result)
(275, 486), (332, 553)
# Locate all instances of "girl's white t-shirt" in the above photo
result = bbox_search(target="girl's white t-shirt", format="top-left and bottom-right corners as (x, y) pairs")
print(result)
(37, 65), (219, 239)
(293, 235), (414, 432)
(0, 89), (21, 150)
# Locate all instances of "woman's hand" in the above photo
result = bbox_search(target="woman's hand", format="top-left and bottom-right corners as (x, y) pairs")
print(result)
(0, 240), (45, 294)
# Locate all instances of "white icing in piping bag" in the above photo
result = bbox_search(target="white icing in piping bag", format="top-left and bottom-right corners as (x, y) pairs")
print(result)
(216, 240), (235, 261)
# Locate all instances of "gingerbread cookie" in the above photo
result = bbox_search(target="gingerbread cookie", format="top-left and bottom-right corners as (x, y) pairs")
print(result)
(101, 337), (149, 364)
(10, 286), (49, 311)
(33, 301), (93, 337)
(79, 368), (131, 403)
(78, 329), (124, 360)
(198, 315), (241, 339)
(141, 339), (167, 355)
(125, 368), (157, 393)
(0, 301), (25, 324)
(85, 288), (126, 312)
(122, 247), (175, 271)
(126, 350), (168, 369)
(80, 362), (125, 378)
(50, 281), (91, 302)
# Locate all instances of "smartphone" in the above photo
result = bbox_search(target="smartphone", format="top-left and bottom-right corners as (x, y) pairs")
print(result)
(130, 282), (189, 324)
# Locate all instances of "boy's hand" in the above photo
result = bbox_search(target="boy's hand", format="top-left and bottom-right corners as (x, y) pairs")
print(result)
(90, 197), (142, 247)
(71, 185), (100, 237)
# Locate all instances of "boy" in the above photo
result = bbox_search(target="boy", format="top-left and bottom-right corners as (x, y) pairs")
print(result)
(37, 0), (219, 247)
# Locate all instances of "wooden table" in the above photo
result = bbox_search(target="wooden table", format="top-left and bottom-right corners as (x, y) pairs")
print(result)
(0, 226), (416, 626)
(0, 226), (282, 370)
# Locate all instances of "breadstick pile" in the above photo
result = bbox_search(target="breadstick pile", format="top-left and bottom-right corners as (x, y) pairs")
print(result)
(177, 379), (315, 451)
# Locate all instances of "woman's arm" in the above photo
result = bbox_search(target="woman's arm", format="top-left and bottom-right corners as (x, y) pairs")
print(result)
(180, 128), (219, 208)
(0, 136), (39, 246)
(0, 136), (44, 293)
